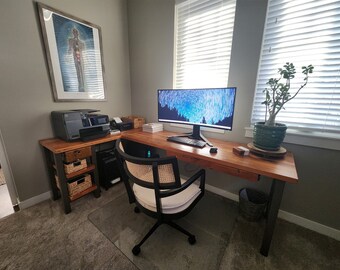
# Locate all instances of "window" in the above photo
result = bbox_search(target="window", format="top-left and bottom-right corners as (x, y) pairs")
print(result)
(174, 0), (237, 88)
(251, 0), (340, 139)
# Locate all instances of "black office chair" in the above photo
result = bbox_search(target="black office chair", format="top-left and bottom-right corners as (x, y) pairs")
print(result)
(114, 138), (205, 255)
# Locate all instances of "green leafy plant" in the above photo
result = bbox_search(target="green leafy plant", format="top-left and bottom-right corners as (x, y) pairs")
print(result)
(262, 62), (314, 126)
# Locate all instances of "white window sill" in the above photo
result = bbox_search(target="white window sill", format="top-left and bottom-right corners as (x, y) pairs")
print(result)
(245, 127), (340, 151)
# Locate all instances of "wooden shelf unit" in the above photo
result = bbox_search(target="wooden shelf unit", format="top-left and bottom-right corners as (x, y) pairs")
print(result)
(40, 135), (124, 214)
(55, 149), (95, 197)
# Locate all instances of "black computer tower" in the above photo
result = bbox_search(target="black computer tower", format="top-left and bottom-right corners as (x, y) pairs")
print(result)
(97, 149), (121, 190)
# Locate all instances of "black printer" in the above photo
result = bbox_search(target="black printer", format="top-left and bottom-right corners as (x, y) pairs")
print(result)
(51, 109), (110, 141)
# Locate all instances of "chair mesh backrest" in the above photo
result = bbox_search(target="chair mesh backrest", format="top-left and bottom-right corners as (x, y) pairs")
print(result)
(118, 141), (176, 186)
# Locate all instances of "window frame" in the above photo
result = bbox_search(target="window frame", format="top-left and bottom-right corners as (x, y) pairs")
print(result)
(173, 0), (237, 89)
(248, 0), (340, 150)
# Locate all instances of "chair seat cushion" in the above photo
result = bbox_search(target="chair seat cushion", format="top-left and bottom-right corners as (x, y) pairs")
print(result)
(133, 180), (201, 214)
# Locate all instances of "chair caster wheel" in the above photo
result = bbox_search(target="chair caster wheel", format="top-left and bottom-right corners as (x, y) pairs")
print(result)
(132, 245), (141, 255)
(134, 207), (140, 213)
(188, 235), (196, 245)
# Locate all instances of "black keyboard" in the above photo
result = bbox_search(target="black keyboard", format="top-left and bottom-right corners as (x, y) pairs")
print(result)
(167, 136), (206, 148)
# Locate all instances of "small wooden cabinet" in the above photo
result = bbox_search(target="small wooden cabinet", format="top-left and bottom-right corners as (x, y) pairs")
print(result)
(40, 134), (122, 213)
(40, 142), (100, 214)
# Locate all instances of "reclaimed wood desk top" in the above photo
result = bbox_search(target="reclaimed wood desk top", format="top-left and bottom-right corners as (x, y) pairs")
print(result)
(39, 129), (140, 154)
(121, 130), (298, 184)
(40, 129), (298, 184)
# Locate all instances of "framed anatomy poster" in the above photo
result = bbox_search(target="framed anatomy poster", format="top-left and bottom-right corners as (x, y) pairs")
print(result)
(37, 3), (106, 101)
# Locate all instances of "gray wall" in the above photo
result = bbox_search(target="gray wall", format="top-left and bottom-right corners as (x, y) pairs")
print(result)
(0, 0), (131, 201)
(127, 0), (340, 230)
(1, 0), (338, 231)
(128, 0), (175, 121)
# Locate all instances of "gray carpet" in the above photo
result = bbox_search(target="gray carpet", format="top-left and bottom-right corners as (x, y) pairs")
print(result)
(88, 191), (239, 270)
(0, 181), (339, 270)
(221, 217), (340, 270)
(0, 183), (137, 270)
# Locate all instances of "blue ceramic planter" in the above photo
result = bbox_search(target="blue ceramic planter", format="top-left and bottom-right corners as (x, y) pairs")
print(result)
(253, 122), (287, 151)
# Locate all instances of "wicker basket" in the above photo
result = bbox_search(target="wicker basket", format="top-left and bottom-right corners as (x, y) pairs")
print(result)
(64, 159), (87, 174)
(67, 174), (92, 196)
(239, 188), (268, 221)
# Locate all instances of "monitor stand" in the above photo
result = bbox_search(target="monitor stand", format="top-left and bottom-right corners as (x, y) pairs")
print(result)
(176, 125), (213, 147)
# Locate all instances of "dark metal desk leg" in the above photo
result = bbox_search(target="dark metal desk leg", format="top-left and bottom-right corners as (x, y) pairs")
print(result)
(91, 146), (101, 198)
(44, 148), (59, 200)
(260, 179), (285, 256)
(55, 153), (71, 214)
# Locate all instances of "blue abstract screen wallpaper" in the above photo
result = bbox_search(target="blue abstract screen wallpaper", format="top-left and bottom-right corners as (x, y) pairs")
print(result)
(158, 88), (236, 130)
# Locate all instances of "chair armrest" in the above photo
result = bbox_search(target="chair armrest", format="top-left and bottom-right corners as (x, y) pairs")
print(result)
(160, 169), (205, 198)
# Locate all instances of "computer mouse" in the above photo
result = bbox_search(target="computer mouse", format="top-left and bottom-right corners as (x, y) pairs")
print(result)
(210, 147), (218, 153)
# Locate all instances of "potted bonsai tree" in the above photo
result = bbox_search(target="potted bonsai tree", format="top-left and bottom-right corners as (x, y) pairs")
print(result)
(253, 62), (314, 151)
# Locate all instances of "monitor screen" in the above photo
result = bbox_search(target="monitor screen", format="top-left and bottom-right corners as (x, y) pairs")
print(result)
(158, 88), (236, 131)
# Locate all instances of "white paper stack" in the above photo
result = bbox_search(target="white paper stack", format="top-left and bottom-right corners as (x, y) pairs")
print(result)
(142, 123), (164, 133)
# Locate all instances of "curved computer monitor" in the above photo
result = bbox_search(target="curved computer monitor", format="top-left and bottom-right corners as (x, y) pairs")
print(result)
(158, 88), (236, 143)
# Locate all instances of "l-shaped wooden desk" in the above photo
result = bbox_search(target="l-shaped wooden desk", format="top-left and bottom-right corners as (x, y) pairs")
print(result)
(40, 129), (298, 257)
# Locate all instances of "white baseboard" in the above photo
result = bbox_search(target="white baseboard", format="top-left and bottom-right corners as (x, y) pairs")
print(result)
(19, 191), (52, 210)
(205, 184), (340, 241)
(206, 184), (240, 202)
(278, 210), (340, 241)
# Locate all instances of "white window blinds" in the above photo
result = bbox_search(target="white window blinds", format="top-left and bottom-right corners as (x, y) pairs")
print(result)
(174, 0), (236, 88)
(251, 0), (340, 136)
